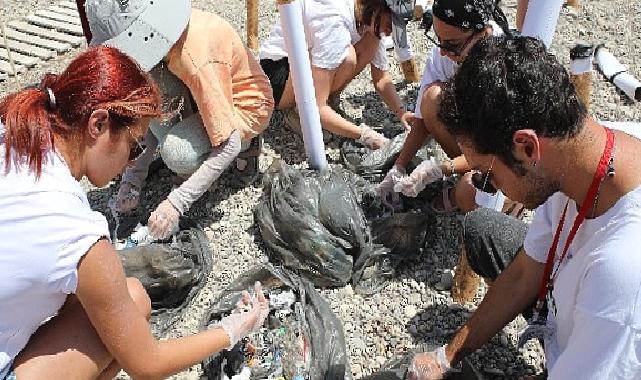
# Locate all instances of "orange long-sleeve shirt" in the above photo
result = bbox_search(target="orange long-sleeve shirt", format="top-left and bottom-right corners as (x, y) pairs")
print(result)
(167, 10), (274, 146)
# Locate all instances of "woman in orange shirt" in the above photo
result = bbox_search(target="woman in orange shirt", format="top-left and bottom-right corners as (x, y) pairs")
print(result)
(86, 0), (275, 239)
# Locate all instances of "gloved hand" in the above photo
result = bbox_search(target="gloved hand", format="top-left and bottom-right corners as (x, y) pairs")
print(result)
(218, 282), (270, 349)
(358, 125), (389, 150)
(407, 346), (451, 380)
(377, 164), (406, 210)
(148, 199), (181, 240)
(394, 159), (443, 197)
(115, 181), (141, 213)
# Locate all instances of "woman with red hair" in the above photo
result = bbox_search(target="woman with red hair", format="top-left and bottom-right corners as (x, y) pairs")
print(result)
(0, 46), (268, 380)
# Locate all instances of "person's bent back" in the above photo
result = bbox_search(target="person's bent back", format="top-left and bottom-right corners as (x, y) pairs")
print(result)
(0, 46), (269, 380)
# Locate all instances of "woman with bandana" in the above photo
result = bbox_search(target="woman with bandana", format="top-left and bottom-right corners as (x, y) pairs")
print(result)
(377, 0), (512, 213)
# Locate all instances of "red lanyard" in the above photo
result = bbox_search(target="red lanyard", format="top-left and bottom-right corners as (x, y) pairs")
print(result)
(532, 127), (616, 320)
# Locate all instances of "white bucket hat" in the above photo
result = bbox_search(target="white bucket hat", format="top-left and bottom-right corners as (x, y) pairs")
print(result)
(85, 0), (191, 72)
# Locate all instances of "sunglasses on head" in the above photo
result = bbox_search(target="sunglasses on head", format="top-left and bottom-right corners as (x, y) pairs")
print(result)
(125, 126), (147, 162)
(470, 157), (497, 194)
(424, 29), (479, 56)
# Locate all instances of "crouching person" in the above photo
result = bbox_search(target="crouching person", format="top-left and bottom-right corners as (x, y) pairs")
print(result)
(86, 0), (275, 239)
(408, 35), (641, 379)
(0, 46), (269, 380)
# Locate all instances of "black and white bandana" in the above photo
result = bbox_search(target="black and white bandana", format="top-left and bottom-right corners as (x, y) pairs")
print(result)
(432, 0), (508, 33)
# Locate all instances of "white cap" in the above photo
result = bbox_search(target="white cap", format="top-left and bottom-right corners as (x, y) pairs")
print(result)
(85, 0), (191, 72)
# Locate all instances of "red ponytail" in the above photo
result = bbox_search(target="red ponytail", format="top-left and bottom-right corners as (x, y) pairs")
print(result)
(0, 46), (162, 177)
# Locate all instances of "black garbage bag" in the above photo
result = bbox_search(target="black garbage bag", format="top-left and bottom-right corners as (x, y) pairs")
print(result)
(341, 132), (442, 183)
(255, 161), (391, 294)
(117, 219), (213, 334)
(200, 264), (348, 380)
(362, 352), (484, 380)
(344, 172), (437, 259)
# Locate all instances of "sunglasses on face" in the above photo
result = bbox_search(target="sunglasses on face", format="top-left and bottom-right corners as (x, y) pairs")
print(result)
(471, 158), (497, 194)
(425, 29), (479, 56)
(125, 126), (147, 162)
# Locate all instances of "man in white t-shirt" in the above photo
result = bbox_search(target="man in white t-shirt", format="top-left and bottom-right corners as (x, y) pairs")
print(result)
(407, 35), (641, 379)
(259, 0), (412, 150)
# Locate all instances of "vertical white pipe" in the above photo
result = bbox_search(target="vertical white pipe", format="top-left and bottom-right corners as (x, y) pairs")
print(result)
(521, 0), (563, 48)
(277, 0), (327, 170)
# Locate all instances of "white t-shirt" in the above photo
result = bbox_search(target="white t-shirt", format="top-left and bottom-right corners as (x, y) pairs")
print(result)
(414, 21), (502, 119)
(259, 0), (389, 71)
(523, 126), (641, 379)
(0, 124), (110, 376)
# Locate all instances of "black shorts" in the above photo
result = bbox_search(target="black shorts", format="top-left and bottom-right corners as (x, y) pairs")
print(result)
(463, 208), (544, 318)
(260, 57), (290, 107)
(462, 208), (528, 281)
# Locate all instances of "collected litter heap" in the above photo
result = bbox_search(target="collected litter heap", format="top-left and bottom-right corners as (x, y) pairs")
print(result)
(341, 132), (442, 183)
(255, 159), (437, 295)
(115, 219), (213, 334)
(201, 265), (347, 380)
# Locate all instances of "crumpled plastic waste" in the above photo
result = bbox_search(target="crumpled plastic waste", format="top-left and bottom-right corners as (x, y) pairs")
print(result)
(115, 219), (213, 334)
(201, 265), (348, 380)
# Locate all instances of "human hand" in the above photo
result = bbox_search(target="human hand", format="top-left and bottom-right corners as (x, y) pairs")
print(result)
(115, 181), (141, 213)
(148, 199), (180, 239)
(407, 346), (451, 380)
(219, 282), (270, 349)
(394, 159), (443, 197)
(377, 164), (406, 210)
(400, 111), (418, 131)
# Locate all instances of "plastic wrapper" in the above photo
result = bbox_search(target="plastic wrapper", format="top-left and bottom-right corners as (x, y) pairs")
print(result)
(200, 265), (348, 380)
(116, 219), (213, 334)
(341, 132), (440, 183)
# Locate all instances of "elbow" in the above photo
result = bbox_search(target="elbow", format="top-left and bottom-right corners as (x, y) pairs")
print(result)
(127, 364), (167, 380)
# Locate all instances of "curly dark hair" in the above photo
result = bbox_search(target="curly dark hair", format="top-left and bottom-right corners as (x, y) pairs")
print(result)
(438, 35), (587, 171)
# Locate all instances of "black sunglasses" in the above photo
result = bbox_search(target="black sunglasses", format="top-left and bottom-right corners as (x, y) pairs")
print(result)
(126, 126), (147, 162)
(470, 158), (497, 194)
(425, 29), (479, 56)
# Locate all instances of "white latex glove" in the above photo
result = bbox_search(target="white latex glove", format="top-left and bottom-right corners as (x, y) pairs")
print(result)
(218, 282), (270, 349)
(115, 181), (141, 213)
(377, 164), (406, 210)
(358, 125), (389, 150)
(148, 199), (181, 240)
(407, 346), (451, 380)
(394, 159), (443, 197)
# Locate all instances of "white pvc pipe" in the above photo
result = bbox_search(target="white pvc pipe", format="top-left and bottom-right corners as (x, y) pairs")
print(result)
(595, 47), (641, 102)
(521, 0), (563, 48)
(277, 0), (327, 170)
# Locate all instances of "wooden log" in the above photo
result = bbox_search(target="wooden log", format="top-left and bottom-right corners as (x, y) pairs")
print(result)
(247, 0), (259, 50)
(3, 27), (71, 53)
(0, 47), (38, 68)
(25, 14), (85, 36)
(1, 22), (17, 76)
(35, 9), (81, 26)
(8, 21), (84, 46)
(451, 249), (481, 304)
(2, 38), (56, 60)
(566, 0), (580, 8)
(0, 59), (25, 75)
(400, 58), (420, 83)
